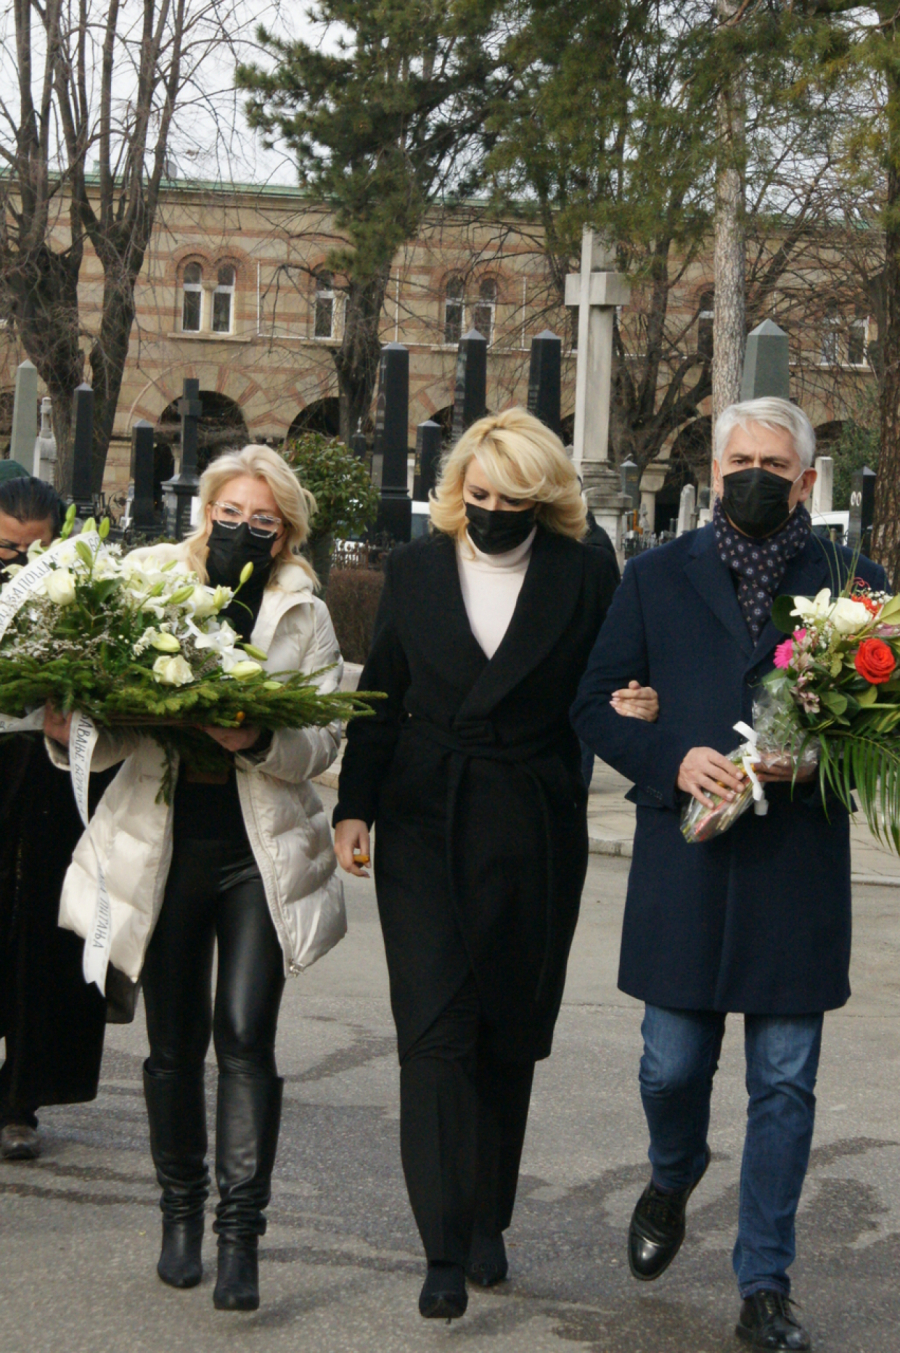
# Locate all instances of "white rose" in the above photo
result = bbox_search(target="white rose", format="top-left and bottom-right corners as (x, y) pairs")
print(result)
(792, 588), (871, 635)
(152, 654), (195, 686)
(44, 568), (77, 606)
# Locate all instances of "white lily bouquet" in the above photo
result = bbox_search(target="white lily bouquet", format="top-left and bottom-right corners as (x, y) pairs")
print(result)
(0, 506), (375, 796)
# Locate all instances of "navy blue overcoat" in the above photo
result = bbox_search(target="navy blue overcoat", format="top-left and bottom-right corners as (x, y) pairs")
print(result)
(571, 524), (887, 1015)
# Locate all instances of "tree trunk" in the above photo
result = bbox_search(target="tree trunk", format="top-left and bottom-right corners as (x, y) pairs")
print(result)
(874, 153), (900, 586)
(333, 266), (392, 445)
(88, 268), (139, 493)
(712, 7), (746, 433)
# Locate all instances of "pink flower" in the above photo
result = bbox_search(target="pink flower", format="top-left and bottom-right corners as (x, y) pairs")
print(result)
(793, 628), (807, 643)
(774, 638), (795, 670)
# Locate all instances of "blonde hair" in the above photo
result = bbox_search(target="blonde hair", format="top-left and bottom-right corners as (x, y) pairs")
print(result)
(184, 444), (318, 587)
(430, 407), (587, 545)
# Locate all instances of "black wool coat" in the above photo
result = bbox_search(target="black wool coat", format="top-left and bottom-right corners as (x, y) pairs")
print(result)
(335, 528), (618, 1062)
(571, 525), (887, 1016)
(0, 737), (112, 1118)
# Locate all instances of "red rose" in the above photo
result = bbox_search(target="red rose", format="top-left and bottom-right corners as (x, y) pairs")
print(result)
(854, 638), (897, 685)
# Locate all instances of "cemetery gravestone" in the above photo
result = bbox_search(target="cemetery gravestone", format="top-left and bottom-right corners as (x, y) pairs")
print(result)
(161, 378), (202, 540)
(373, 343), (412, 543)
(10, 361), (38, 469)
(527, 331), (562, 438)
(71, 384), (95, 517)
(414, 421), (442, 502)
(740, 320), (790, 402)
(451, 330), (487, 441)
(848, 466), (876, 552)
(33, 398), (57, 484)
(129, 420), (157, 530)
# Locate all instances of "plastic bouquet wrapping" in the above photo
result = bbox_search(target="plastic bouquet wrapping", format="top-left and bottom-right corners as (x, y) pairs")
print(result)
(0, 507), (377, 798)
(759, 575), (900, 850)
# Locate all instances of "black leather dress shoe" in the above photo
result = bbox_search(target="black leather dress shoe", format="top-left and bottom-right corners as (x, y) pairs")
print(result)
(418, 1262), (468, 1320)
(466, 1231), (508, 1287)
(627, 1149), (710, 1281)
(736, 1291), (811, 1350)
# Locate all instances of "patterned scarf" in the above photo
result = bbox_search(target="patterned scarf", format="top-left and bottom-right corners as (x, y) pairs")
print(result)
(713, 497), (812, 643)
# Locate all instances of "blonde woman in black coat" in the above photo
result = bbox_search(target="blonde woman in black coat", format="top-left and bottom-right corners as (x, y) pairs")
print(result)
(334, 409), (657, 1319)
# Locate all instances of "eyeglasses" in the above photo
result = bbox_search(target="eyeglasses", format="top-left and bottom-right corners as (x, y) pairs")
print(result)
(210, 503), (284, 539)
(0, 540), (29, 558)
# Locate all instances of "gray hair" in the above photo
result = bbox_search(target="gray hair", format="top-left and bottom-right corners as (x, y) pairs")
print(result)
(713, 398), (815, 470)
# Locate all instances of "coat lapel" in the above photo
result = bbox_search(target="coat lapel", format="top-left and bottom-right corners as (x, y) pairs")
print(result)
(745, 534), (836, 675)
(415, 533), (489, 690)
(684, 526), (754, 659)
(456, 528), (584, 721)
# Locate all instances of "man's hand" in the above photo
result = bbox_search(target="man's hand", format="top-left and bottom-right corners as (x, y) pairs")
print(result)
(334, 819), (371, 878)
(610, 680), (659, 722)
(201, 724), (263, 754)
(43, 704), (72, 746)
(753, 762), (816, 785)
(677, 747), (746, 809)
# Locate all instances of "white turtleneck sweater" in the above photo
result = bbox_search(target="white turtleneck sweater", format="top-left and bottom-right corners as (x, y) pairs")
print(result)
(456, 527), (537, 659)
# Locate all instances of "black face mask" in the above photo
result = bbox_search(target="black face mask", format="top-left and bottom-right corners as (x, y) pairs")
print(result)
(465, 503), (536, 555)
(721, 468), (798, 539)
(205, 521), (277, 590)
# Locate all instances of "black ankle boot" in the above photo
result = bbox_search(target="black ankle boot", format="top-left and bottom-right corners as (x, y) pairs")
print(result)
(419, 1262), (468, 1320)
(466, 1230), (508, 1287)
(143, 1063), (209, 1289)
(212, 1073), (282, 1312)
(214, 1241), (260, 1312)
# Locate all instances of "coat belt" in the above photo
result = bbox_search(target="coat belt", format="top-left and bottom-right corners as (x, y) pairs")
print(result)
(406, 716), (562, 1002)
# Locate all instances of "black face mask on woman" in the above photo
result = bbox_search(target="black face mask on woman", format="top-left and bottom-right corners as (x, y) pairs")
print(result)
(720, 468), (800, 539)
(465, 502), (536, 555)
(205, 521), (277, 590)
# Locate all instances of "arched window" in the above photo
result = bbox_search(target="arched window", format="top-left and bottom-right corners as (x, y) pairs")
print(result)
(697, 290), (714, 359)
(213, 264), (235, 334)
(182, 262), (202, 332)
(314, 271), (335, 339)
(444, 276), (465, 345)
(473, 277), (498, 345)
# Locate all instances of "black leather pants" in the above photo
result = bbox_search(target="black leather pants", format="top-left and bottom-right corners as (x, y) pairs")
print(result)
(399, 975), (535, 1265)
(141, 837), (286, 1247)
(142, 838), (285, 1079)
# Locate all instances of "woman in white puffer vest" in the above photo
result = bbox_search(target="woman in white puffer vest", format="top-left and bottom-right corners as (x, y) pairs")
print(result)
(45, 445), (345, 1313)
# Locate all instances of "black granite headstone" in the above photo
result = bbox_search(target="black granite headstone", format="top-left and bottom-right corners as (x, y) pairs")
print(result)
(451, 330), (487, 441)
(130, 420), (157, 530)
(71, 383), (94, 517)
(620, 459), (640, 512)
(527, 330), (562, 438)
(373, 343), (411, 542)
(350, 431), (367, 461)
(848, 465), (876, 553)
(161, 377), (203, 540)
(414, 420), (442, 502)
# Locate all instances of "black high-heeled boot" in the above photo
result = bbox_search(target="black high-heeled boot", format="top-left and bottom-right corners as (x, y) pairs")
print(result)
(419, 1262), (468, 1320)
(143, 1063), (209, 1289)
(212, 1073), (283, 1312)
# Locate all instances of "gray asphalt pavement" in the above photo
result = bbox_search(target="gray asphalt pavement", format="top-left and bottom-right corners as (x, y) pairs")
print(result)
(1, 786), (897, 1353)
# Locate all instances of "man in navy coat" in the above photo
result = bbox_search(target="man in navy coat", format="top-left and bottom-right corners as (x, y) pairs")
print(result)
(571, 398), (887, 1352)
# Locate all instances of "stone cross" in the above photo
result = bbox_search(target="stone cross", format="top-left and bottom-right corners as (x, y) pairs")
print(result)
(33, 398), (57, 483)
(10, 360), (38, 468)
(564, 229), (633, 544)
(527, 331), (562, 438)
(373, 342), (412, 542)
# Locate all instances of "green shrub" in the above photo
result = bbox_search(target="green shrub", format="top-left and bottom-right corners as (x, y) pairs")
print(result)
(325, 567), (385, 665)
(282, 432), (379, 541)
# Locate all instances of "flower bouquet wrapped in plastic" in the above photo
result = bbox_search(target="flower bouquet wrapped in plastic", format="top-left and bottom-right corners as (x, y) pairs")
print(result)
(680, 722), (767, 844)
(0, 508), (378, 795)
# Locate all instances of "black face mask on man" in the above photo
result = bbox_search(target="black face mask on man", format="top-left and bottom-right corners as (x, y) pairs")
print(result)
(465, 502), (536, 555)
(720, 468), (803, 539)
(205, 521), (277, 590)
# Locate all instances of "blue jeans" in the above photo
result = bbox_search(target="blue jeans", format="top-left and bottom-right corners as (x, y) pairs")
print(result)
(639, 1004), (823, 1297)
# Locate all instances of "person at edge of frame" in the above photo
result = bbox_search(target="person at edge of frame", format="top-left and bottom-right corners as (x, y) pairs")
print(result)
(0, 475), (115, 1162)
(43, 446), (346, 1314)
(571, 396), (888, 1353)
(332, 406), (658, 1321)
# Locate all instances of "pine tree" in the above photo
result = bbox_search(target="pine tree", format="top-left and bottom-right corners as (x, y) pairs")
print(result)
(237, 2), (508, 444)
